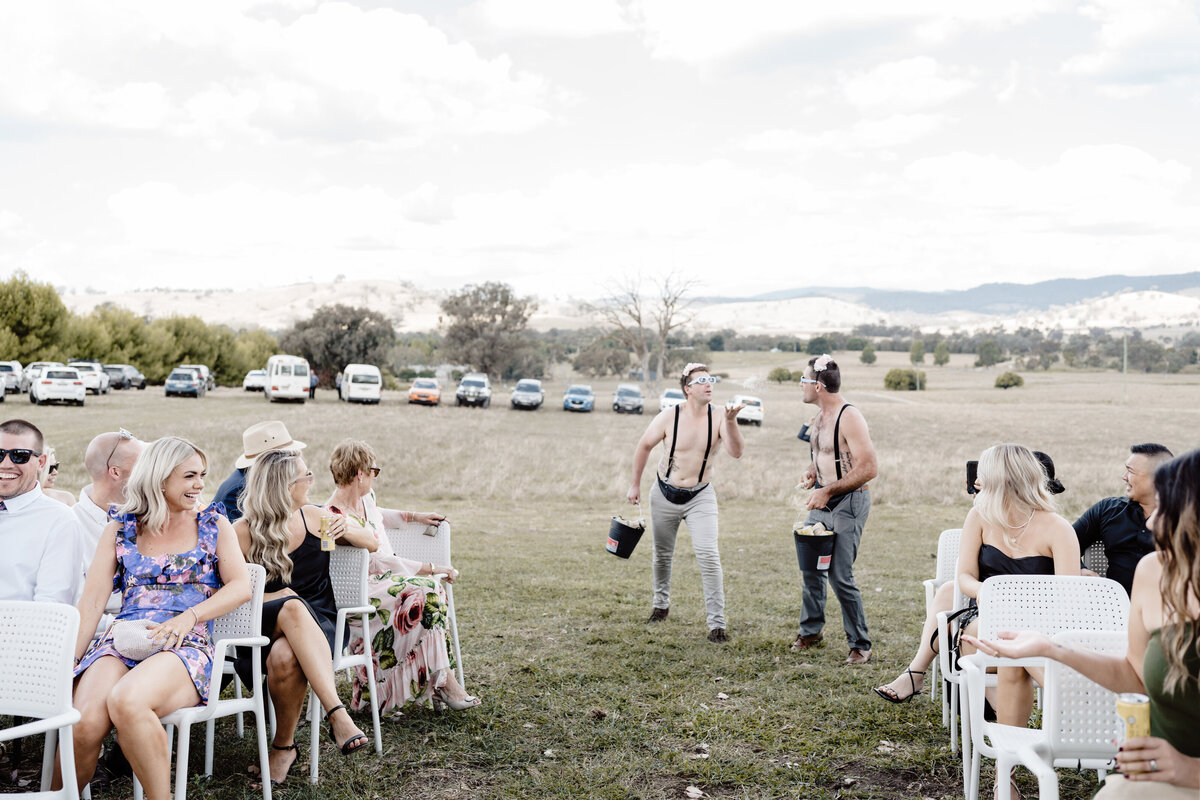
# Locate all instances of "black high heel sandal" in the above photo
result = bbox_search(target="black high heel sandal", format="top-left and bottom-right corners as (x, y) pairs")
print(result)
(323, 704), (369, 756)
(872, 669), (925, 703)
(268, 742), (298, 786)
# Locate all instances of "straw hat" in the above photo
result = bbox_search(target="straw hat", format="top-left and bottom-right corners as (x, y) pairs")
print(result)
(235, 420), (306, 469)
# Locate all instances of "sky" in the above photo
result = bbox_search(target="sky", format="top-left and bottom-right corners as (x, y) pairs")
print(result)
(2, 0), (1200, 301)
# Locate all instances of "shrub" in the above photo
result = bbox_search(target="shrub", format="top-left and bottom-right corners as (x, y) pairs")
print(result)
(933, 341), (950, 366)
(860, 343), (876, 365)
(884, 368), (926, 391)
(910, 340), (925, 364)
(768, 366), (792, 383)
(995, 371), (1024, 389)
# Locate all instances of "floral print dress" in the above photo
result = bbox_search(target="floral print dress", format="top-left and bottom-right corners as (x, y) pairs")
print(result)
(345, 493), (453, 714)
(74, 504), (222, 702)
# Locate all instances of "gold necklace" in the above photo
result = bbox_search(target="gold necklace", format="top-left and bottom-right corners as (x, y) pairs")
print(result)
(1003, 508), (1035, 548)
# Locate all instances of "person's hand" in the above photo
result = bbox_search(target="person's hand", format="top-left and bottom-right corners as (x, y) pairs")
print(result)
(147, 610), (198, 650)
(415, 512), (445, 527)
(798, 467), (816, 491)
(1116, 736), (1200, 788)
(805, 486), (832, 510)
(434, 564), (459, 583)
(723, 403), (745, 421)
(960, 630), (1053, 660)
(326, 513), (349, 541)
(627, 484), (640, 505)
(264, 587), (298, 602)
(1081, 568), (1100, 578)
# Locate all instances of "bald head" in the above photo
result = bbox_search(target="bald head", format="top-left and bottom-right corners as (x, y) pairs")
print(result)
(83, 430), (145, 504)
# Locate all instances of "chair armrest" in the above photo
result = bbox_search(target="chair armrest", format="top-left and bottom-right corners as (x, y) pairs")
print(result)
(214, 635), (270, 649)
(0, 710), (81, 741)
(936, 610), (954, 681)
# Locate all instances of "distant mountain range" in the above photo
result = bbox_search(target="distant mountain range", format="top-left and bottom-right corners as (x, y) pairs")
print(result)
(707, 271), (1200, 315)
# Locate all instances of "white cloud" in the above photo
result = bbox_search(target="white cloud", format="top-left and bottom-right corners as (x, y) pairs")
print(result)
(842, 57), (974, 112)
(462, 0), (631, 38)
(741, 113), (947, 156)
(1062, 0), (1200, 90)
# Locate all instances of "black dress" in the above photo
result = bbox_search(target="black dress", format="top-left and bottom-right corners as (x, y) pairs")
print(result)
(235, 507), (341, 684)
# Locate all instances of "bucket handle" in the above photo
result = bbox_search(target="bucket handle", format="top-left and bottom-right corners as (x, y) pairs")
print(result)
(619, 501), (645, 527)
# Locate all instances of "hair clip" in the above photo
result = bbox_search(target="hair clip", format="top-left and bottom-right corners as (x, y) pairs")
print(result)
(813, 354), (833, 372)
(681, 362), (706, 377)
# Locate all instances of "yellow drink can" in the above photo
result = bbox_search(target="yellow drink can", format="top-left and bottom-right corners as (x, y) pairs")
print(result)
(319, 515), (336, 552)
(1116, 693), (1150, 742)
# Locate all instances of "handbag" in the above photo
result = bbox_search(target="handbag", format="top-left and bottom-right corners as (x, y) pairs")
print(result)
(110, 618), (167, 662)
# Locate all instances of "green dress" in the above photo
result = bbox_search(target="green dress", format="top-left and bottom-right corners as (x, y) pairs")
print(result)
(1142, 625), (1200, 757)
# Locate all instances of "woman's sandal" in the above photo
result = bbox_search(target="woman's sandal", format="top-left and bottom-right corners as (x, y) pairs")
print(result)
(431, 685), (481, 712)
(268, 742), (298, 786)
(872, 669), (925, 704)
(324, 704), (370, 756)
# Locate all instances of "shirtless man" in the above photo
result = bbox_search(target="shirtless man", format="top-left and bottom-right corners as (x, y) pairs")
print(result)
(627, 363), (744, 643)
(792, 355), (878, 664)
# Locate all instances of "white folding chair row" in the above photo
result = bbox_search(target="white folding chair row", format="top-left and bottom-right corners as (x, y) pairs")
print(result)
(303, 545), (382, 784)
(386, 520), (464, 687)
(0, 601), (82, 800)
(922, 528), (962, 709)
(962, 629), (1125, 800)
(960, 575), (1129, 800)
(131, 564), (271, 800)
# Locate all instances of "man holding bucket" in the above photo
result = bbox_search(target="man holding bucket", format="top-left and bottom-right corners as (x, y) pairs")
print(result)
(792, 355), (878, 664)
(627, 363), (744, 643)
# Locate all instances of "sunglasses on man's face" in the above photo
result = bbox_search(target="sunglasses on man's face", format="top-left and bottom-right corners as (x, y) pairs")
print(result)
(0, 448), (41, 465)
(687, 376), (717, 386)
(49, 463), (60, 473)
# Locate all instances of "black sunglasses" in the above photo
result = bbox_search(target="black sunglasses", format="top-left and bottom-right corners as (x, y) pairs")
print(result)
(369, 466), (381, 477)
(49, 463), (60, 473)
(0, 448), (41, 465)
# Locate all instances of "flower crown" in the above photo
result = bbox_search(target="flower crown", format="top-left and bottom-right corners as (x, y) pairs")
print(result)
(813, 354), (833, 373)
(681, 362), (707, 377)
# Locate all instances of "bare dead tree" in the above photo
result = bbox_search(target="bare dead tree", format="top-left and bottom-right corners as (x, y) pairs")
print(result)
(653, 272), (699, 387)
(587, 275), (652, 384)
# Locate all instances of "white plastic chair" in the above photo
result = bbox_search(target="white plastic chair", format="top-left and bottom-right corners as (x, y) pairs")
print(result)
(304, 546), (381, 784)
(0, 601), (81, 800)
(960, 575), (1129, 800)
(1081, 542), (1109, 578)
(132, 564), (271, 800)
(922, 528), (962, 709)
(934, 564), (971, 752)
(386, 520), (464, 686)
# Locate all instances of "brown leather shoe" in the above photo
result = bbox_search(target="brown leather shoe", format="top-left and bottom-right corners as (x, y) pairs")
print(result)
(647, 607), (669, 623)
(708, 628), (728, 643)
(846, 648), (873, 665)
(790, 633), (823, 651)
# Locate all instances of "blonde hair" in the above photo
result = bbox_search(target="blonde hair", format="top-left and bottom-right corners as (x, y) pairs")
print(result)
(1151, 450), (1200, 696)
(119, 437), (207, 535)
(241, 449), (302, 584)
(973, 443), (1057, 530)
(329, 440), (375, 487)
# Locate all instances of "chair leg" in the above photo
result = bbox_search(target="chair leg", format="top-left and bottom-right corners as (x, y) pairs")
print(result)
(950, 683), (960, 753)
(58, 727), (78, 800)
(234, 675), (245, 738)
(448, 591), (465, 687)
(174, 722), (190, 800)
(40, 728), (57, 791)
(254, 699), (272, 800)
(308, 691), (320, 785)
(204, 718), (215, 777)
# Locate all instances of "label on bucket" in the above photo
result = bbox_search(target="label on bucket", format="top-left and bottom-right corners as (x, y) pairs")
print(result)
(606, 537), (619, 553)
(817, 554), (833, 571)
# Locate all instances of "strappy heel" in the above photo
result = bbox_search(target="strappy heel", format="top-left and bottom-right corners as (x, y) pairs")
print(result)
(323, 704), (369, 756)
(873, 669), (925, 704)
(267, 742), (298, 786)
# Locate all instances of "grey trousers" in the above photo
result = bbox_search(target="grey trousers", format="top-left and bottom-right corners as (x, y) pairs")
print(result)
(798, 489), (871, 650)
(649, 480), (726, 630)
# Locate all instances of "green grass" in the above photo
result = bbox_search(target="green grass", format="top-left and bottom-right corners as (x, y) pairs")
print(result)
(9, 356), (1199, 799)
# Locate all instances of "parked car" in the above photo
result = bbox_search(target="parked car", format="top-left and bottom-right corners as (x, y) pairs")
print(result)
(732, 394), (763, 426)
(659, 388), (686, 411)
(407, 378), (441, 406)
(0, 361), (22, 394)
(612, 383), (644, 414)
(455, 373), (492, 407)
(165, 368), (206, 398)
(339, 363), (382, 404)
(264, 355), (309, 403)
(22, 362), (62, 393)
(242, 369), (267, 391)
(179, 363), (215, 391)
(103, 364), (147, 390)
(562, 384), (595, 412)
(68, 361), (110, 394)
(510, 379), (544, 410)
(31, 366), (85, 406)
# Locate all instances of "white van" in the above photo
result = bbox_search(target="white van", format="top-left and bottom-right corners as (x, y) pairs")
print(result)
(339, 364), (382, 404)
(264, 355), (311, 403)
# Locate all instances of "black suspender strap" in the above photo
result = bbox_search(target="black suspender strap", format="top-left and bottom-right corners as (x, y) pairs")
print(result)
(833, 403), (852, 481)
(697, 404), (713, 483)
(664, 404), (714, 483)
(665, 404), (681, 479)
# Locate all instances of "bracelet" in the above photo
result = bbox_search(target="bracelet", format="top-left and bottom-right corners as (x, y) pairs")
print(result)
(188, 607), (199, 627)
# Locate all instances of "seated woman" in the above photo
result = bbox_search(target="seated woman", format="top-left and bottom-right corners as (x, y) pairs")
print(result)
(968, 449), (1199, 798)
(233, 449), (378, 785)
(65, 437), (251, 800)
(325, 439), (479, 714)
(40, 445), (76, 506)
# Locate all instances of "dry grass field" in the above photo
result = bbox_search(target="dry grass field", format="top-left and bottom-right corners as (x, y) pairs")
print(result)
(8, 350), (1199, 799)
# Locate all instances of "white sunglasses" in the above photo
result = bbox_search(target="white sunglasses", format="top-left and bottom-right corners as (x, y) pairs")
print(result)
(687, 376), (717, 386)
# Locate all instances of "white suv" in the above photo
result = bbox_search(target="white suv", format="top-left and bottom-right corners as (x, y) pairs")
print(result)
(455, 373), (492, 408)
(68, 361), (110, 394)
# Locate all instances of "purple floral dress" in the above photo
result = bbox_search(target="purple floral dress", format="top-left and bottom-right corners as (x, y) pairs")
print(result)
(74, 503), (223, 702)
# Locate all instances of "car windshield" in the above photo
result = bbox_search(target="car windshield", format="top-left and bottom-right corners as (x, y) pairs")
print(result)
(566, 386), (591, 395)
(351, 373), (379, 384)
(617, 387), (641, 397)
(169, 371), (195, 381)
(294, 364), (309, 376)
(413, 379), (437, 389)
(47, 371), (76, 379)
(664, 390), (684, 399)
(0, 366), (12, 373)
(741, 398), (762, 407)
(462, 380), (484, 388)
(516, 381), (540, 392)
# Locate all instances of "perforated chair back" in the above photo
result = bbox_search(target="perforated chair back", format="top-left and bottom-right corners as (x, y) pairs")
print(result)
(213, 563), (265, 647)
(385, 520), (452, 569)
(977, 575), (1129, 640)
(1082, 542), (1109, 578)
(328, 546), (369, 609)
(0, 601), (79, 719)
(934, 528), (962, 586)
(1044, 630), (1125, 759)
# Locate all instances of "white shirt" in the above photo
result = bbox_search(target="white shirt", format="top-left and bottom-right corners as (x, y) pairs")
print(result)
(73, 485), (123, 612)
(0, 484), (83, 604)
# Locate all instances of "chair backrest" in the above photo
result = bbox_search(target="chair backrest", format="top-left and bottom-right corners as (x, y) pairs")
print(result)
(212, 564), (265, 643)
(977, 575), (1129, 640)
(1082, 542), (1109, 577)
(934, 528), (963, 586)
(385, 520), (452, 568)
(328, 546), (369, 608)
(0, 601), (80, 720)
(1043, 630), (1126, 757)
